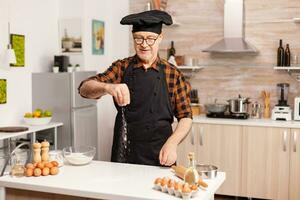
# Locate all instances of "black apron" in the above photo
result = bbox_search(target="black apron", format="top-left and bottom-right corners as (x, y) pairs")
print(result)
(111, 60), (174, 166)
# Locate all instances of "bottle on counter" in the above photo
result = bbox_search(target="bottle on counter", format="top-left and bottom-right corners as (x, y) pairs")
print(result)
(183, 152), (199, 185)
(284, 44), (291, 66)
(277, 39), (285, 66)
(167, 41), (176, 60)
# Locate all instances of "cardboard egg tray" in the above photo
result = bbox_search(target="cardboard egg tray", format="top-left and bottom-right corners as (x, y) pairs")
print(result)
(153, 182), (198, 199)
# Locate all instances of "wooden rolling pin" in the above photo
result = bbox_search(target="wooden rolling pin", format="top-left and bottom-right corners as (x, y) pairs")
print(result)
(171, 165), (208, 188)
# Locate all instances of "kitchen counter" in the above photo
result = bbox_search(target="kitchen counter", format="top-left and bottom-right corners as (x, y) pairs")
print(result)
(193, 115), (300, 128)
(0, 161), (225, 200)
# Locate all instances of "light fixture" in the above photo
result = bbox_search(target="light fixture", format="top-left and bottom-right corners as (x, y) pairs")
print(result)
(5, 22), (16, 65)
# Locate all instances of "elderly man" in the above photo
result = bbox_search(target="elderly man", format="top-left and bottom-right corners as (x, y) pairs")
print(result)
(78, 10), (192, 166)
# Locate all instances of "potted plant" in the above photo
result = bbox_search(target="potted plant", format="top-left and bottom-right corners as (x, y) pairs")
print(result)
(67, 64), (73, 72)
(75, 64), (80, 71)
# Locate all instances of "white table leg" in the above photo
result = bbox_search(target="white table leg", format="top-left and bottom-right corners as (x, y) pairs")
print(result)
(31, 132), (36, 146)
(209, 194), (215, 200)
(0, 187), (6, 199)
(54, 127), (57, 150)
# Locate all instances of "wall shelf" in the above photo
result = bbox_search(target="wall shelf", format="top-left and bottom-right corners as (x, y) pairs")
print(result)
(293, 18), (300, 23)
(274, 66), (300, 81)
(177, 66), (204, 79)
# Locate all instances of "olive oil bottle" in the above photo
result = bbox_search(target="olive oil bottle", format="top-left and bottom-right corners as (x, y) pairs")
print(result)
(284, 44), (291, 66)
(184, 152), (199, 185)
(277, 39), (285, 66)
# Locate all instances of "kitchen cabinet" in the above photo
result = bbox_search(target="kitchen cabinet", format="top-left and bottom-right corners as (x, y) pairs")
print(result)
(176, 122), (197, 166)
(177, 123), (243, 196)
(196, 124), (243, 196)
(242, 126), (290, 200)
(289, 129), (300, 200)
(178, 121), (300, 200)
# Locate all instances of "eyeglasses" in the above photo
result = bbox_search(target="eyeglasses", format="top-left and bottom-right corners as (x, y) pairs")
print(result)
(133, 35), (159, 46)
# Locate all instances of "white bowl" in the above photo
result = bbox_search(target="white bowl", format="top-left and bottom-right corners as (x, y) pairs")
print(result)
(63, 146), (96, 166)
(23, 117), (52, 126)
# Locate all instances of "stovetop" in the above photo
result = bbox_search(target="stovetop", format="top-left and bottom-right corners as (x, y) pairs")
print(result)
(206, 112), (249, 120)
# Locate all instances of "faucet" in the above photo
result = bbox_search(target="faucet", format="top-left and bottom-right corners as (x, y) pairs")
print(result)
(0, 141), (30, 176)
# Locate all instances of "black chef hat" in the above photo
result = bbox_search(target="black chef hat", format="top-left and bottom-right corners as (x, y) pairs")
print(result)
(120, 10), (173, 34)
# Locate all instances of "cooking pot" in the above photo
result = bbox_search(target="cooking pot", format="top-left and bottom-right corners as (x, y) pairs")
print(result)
(228, 95), (250, 114)
(205, 99), (228, 114)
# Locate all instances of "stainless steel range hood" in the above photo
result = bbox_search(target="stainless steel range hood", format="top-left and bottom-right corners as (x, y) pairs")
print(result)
(203, 0), (257, 53)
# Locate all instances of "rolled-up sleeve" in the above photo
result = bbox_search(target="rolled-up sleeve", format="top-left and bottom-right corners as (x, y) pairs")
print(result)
(173, 73), (193, 120)
(77, 60), (124, 98)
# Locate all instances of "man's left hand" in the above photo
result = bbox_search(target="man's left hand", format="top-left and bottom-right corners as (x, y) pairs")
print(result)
(159, 141), (177, 166)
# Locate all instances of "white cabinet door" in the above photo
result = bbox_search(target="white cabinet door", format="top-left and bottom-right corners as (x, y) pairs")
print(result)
(196, 124), (243, 196)
(242, 126), (290, 200)
(289, 129), (300, 200)
(176, 123), (197, 167)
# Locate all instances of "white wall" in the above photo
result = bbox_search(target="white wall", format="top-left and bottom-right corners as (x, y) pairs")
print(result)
(0, 0), (129, 161)
(59, 0), (130, 161)
(0, 0), (59, 126)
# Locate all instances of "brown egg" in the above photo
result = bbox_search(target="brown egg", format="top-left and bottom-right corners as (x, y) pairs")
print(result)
(51, 161), (59, 167)
(44, 162), (53, 168)
(37, 162), (44, 169)
(25, 163), (35, 169)
(154, 178), (162, 185)
(161, 177), (169, 187)
(167, 179), (175, 188)
(174, 182), (183, 191)
(190, 184), (198, 191)
(182, 183), (191, 193)
(198, 179), (208, 188)
(50, 167), (59, 175)
(33, 162), (38, 168)
(42, 167), (50, 176)
(33, 168), (42, 177)
(25, 168), (34, 177)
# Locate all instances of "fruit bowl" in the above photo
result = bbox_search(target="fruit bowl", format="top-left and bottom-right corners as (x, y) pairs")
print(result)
(23, 117), (52, 126)
(63, 146), (96, 166)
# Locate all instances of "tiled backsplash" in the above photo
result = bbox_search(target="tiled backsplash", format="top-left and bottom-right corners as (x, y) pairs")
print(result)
(130, 0), (300, 108)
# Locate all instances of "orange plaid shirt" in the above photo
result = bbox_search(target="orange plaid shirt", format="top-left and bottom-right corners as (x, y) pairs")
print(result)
(79, 55), (192, 120)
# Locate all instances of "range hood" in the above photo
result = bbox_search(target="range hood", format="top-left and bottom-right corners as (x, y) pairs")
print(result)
(203, 0), (257, 53)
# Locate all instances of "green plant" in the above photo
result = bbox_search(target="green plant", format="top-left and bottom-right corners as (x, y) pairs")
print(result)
(0, 79), (7, 104)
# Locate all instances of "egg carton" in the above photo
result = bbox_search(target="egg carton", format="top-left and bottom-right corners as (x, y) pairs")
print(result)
(153, 182), (198, 200)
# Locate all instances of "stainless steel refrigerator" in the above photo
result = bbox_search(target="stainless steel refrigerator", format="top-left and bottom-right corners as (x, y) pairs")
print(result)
(32, 71), (98, 159)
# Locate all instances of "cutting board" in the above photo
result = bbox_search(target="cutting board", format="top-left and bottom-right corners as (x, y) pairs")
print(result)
(0, 126), (29, 132)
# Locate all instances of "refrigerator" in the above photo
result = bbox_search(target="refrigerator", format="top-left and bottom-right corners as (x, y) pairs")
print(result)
(32, 71), (98, 159)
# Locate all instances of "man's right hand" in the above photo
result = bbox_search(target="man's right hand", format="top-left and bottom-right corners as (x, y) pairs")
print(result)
(106, 84), (130, 106)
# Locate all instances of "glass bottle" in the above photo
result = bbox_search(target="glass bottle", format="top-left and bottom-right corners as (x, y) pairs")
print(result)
(10, 157), (25, 177)
(277, 39), (285, 66)
(184, 152), (199, 185)
(167, 41), (176, 60)
(284, 44), (291, 66)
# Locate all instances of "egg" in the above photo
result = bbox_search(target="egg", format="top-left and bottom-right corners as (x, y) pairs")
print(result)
(50, 166), (59, 175)
(174, 182), (183, 191)
(190, 184), (198, 191)
(33, 168), (42, 177)
(37, 162), (44, 169)
(198, 179), (208, 188)
(25, 168), (33, 177)
(167, 179), (175, 188)
(42, 167), (50, 176)
(51, 161), (59, 167)
(161, 177), (169, 187)
(25, 163), (35, 169)
(182, 183), (191, 193)
(154, 177), (162, 185)
(45, 162), (53, 168)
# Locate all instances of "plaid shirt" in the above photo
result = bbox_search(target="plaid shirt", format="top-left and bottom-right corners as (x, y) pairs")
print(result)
(79, 55), (192, 120)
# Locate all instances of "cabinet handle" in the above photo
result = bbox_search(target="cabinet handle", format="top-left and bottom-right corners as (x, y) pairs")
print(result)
(199, 127), (204, 146)
(283, 130), (287, 152)
(293, 131), (297, 153)
(190, 126), (194, 145)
